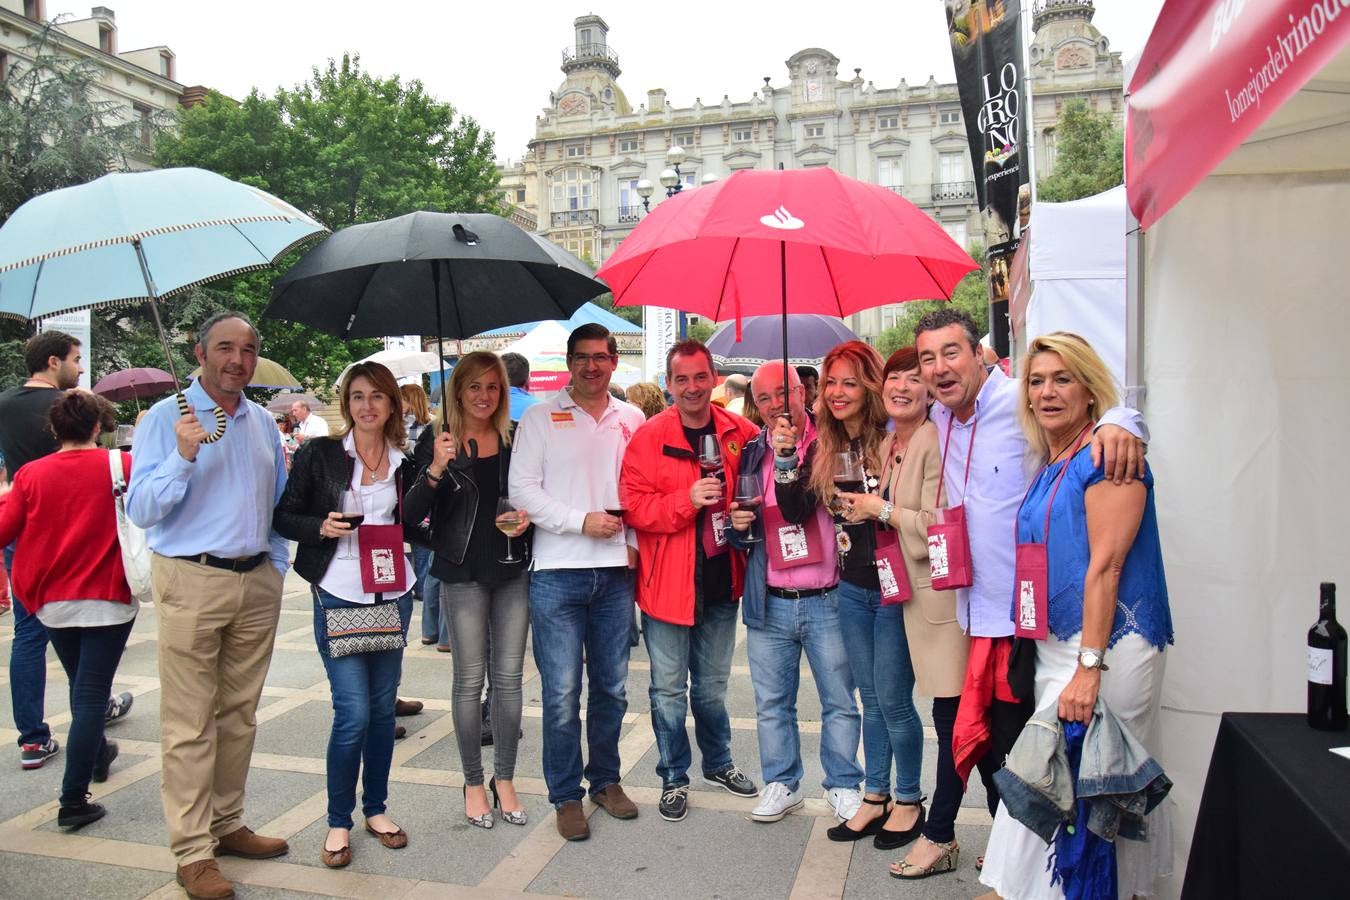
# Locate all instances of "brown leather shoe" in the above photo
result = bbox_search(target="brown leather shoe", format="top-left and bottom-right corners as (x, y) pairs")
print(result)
(394, 724), (407, 739)
(176, 859), (234, 900)
(213, 825), (289, 859)
(556, 800), (590, 841)
(591, 784), (638, 820)
(364, 821), (408, 849)
(320, 844), (351, 868)
(394, 698), (423, 716)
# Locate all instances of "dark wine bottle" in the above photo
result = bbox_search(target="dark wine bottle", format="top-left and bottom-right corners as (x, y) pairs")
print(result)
(1308, 582), (1348, 731)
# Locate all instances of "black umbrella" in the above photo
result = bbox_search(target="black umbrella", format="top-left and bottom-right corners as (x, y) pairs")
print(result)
(265, 212), (608, 413)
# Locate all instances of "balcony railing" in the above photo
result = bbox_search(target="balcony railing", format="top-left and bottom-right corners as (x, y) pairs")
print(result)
(617, 205), (642, 224)
(562, 43), (620, 67)
(551, 208), (599, 228)
(932, 181), (976, 202)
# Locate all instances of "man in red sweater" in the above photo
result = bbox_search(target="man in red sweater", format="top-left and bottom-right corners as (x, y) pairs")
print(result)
(620, 340), (761, 823)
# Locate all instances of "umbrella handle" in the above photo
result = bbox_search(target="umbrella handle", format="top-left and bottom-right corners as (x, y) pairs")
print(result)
(176, 392), (227, 444)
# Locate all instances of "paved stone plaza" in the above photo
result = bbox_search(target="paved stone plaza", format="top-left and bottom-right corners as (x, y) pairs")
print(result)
(0, 565), (992, 899)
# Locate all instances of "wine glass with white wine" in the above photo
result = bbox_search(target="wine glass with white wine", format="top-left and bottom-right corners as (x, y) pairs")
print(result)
(495, 497), (524, 564)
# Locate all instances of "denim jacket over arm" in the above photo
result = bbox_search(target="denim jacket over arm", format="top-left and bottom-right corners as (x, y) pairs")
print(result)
(993, 698), (1172, 844)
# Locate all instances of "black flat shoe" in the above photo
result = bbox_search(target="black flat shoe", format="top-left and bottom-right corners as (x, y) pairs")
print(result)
(826, 795), (890, 842)
(58, 800), (106, 830)
(873, 800), (926, 851)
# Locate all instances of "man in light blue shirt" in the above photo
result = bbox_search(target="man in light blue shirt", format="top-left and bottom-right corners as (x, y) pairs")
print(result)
(503, 352), (540, 422)
(127, 312), (290, 898)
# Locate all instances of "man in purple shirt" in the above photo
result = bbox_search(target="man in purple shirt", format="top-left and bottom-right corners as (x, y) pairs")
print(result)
(915, 309), (1145, 814)
(729, 362), (864, 825)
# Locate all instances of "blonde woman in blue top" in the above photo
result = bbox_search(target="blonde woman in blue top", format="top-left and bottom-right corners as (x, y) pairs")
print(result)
(980, 332), (1173, 900)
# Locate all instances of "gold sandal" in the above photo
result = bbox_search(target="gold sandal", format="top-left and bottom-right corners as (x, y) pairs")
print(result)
(889, 839), (959, 880)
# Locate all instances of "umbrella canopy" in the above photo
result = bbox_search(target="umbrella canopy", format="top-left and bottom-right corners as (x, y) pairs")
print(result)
(0, 167), (326, 322)
(266, 392), (327, 415)
(190, 356), (300, 390)
(334, 348), (444, 387)
(707, 315), (858, 373)
(265, 211), (607, 340)
(92, 367), (177, 402)
(597, 168), (978, 321)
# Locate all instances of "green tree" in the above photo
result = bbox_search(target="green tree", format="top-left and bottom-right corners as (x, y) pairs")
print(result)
(1037, 100), (1124, 203)
(153, 54), (504, 392)
(869, 243), (990, 353)
(589, 291), (643, 327)
(0, 23), (164, 386)
(687, 320), (715, 344)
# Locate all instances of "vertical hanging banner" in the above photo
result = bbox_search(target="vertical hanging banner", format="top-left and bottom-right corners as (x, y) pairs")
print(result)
(642, 306), (678, 389)
(39, 310), (92, 389)
(946, 0), (1031, 359)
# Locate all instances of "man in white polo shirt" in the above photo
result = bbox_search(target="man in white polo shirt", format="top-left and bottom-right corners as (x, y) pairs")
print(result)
(509, 323), (646, 842)
(289, 399), (329, 442)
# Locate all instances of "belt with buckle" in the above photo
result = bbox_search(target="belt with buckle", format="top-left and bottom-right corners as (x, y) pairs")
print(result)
(766, 585), (832, 600)
(175, 552), (268, 573)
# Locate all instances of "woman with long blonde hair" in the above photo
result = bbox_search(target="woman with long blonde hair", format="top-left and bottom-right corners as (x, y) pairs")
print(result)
(404, 351), (532, 830)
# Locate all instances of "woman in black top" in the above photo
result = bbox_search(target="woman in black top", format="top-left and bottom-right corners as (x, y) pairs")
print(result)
(775, 341), (927, 849)
(405, 352), (531, 830)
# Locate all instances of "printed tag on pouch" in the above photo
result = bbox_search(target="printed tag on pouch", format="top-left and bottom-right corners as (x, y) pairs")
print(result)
(763, 503), (823, 569)
(874, 528), (912, 605)
(1012, 541), (1048, 640)
(701, 501), (729, 559)
(358, 523), (409, 594)
(927, 505), (973, 590)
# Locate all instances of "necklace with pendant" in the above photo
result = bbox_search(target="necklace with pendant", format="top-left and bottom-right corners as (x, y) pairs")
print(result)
(355, 442), (387, 483)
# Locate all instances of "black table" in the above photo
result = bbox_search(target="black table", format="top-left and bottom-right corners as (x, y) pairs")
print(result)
(1182, 712), (1350, 899)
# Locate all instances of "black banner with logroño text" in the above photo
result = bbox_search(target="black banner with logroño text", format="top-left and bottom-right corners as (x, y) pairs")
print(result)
(946, 0), (1031, 358)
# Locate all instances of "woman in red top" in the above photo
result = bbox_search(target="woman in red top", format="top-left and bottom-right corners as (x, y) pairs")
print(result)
(0, 390), (135, 830)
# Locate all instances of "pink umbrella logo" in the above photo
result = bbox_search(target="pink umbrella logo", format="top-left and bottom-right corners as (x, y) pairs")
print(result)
(759, 206), (805, 230)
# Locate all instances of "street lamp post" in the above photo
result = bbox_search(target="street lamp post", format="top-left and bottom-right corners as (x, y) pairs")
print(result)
(637, 147), (721, 340)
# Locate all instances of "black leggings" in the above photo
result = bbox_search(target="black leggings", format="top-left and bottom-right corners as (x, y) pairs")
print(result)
(974, 695), (1036, 817)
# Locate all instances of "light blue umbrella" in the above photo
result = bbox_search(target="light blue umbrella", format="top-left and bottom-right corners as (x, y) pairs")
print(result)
(0, 167), (327, 439)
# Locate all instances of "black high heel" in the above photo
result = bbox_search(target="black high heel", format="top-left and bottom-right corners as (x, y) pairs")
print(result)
(874, 798), (926, 850)
(826, 795), (891, 842)
(489, 776), (528, 826)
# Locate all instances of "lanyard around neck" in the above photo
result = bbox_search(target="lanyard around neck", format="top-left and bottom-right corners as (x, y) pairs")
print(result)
(935, 413), (977, 507)
(1016, 424), (1092, 544)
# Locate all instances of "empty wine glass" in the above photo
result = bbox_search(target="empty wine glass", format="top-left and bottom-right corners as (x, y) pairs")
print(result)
(495, 497), (523, 564)
(733, 473), (763, 544)
(337, 488), (363, 560)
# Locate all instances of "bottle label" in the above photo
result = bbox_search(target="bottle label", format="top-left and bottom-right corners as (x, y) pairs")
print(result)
(1309, 646), (1334, 686)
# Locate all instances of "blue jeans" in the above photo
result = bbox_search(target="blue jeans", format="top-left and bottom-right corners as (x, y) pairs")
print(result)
(745, 590), (863, 793)
(46, 620), (134, 806)
(643, 603), (737, 787)
(836, 581), (923, 802)
(529, 567), (633, 807)
(413, 548), (449, 646)
(5, 544), (49, 748)
(312, 586), (412, 829)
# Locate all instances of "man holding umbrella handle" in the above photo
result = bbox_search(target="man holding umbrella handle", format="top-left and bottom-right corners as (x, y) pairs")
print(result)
(175, 394), (226, 444)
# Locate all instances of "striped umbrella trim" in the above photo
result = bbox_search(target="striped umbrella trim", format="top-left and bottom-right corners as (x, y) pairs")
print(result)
(0, 214), (321, 274)
(0, 230), (325, 324)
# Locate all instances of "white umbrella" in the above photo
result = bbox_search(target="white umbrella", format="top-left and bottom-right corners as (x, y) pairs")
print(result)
(334, 348), (444, 386)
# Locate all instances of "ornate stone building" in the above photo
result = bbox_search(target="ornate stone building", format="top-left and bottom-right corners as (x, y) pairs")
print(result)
(0, 3), (186, 170)
(503, 1), (1123, 342)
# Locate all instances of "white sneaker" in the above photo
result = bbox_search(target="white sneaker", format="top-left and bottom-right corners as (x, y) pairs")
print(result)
(751, 782), (804, 823)
(824, 787), (863, 821)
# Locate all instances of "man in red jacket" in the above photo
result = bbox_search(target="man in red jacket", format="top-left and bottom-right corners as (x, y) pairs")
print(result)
(620, 340), (761, 822)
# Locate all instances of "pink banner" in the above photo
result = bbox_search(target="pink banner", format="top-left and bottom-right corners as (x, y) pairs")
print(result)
(1127, 0), (1350, 230)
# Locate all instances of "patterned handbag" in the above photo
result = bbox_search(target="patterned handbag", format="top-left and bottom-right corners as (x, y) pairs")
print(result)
(323, 601), (405, 658)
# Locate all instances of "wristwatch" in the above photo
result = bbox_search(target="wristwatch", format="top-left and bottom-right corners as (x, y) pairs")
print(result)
(1078, 647), (1109, 671)
(877, 501), (894, 524)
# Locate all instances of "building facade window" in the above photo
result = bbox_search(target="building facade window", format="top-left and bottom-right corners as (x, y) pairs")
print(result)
(23, 1), (43, 22)
(160, 53), (172, 79)
(939, 109), (961, 124)
(880, 304), (905, 331)
(515, 188), (526, 203)
(551, 167), (594, 211)
(672, 130), (694, 150)
(618, 135), (639, 153)
(618, 177), (642, 222)
(98, 26), (113, 54)
(1042, 127), (1057, 170)
(878, 114), (899, 130)
(942, 221), (968, 249)
(732, 127), (752, 143)
(565, 142), (586, 159)
(133, 103), (152, 149)
(877, 156), (904, 189)
(938, 152), (966, 184)
(804, 122), (825, 139)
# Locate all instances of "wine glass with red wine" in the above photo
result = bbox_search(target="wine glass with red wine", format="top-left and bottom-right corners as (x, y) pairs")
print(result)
(337, 488), (364, 560)
(832, 451), (865, 514)
(734, 473), (763, 544)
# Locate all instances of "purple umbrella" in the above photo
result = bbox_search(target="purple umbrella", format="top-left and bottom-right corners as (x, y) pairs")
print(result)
(707, 314), (859, 374)
(92, 367), (177, 403)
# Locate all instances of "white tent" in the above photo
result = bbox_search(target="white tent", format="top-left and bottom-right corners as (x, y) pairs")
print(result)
(1010, 185), (1128, 392)
(496, 320), (643, 393)
(1127, 15), (1350, 891)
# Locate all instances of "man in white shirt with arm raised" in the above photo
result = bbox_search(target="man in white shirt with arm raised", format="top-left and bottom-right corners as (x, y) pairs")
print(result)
(508, 323), (646, 843)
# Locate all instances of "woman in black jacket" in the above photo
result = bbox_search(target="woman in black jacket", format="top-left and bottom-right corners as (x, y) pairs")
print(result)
(274, 362), (416, 868)
(405, 351), (531, 830)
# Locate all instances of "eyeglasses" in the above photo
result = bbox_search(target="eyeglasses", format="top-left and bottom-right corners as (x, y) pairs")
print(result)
(568, 353), (617, 365)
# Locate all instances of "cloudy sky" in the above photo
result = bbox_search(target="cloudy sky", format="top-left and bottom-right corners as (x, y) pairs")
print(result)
(77, 0), (1165, 162)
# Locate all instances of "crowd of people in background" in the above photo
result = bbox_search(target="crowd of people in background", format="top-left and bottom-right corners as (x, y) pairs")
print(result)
(0, 309), (1174, 900)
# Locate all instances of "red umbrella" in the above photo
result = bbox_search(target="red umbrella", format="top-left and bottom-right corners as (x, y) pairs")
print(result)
(92, 367), (177, 403)
(598, 168), (978, 377)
